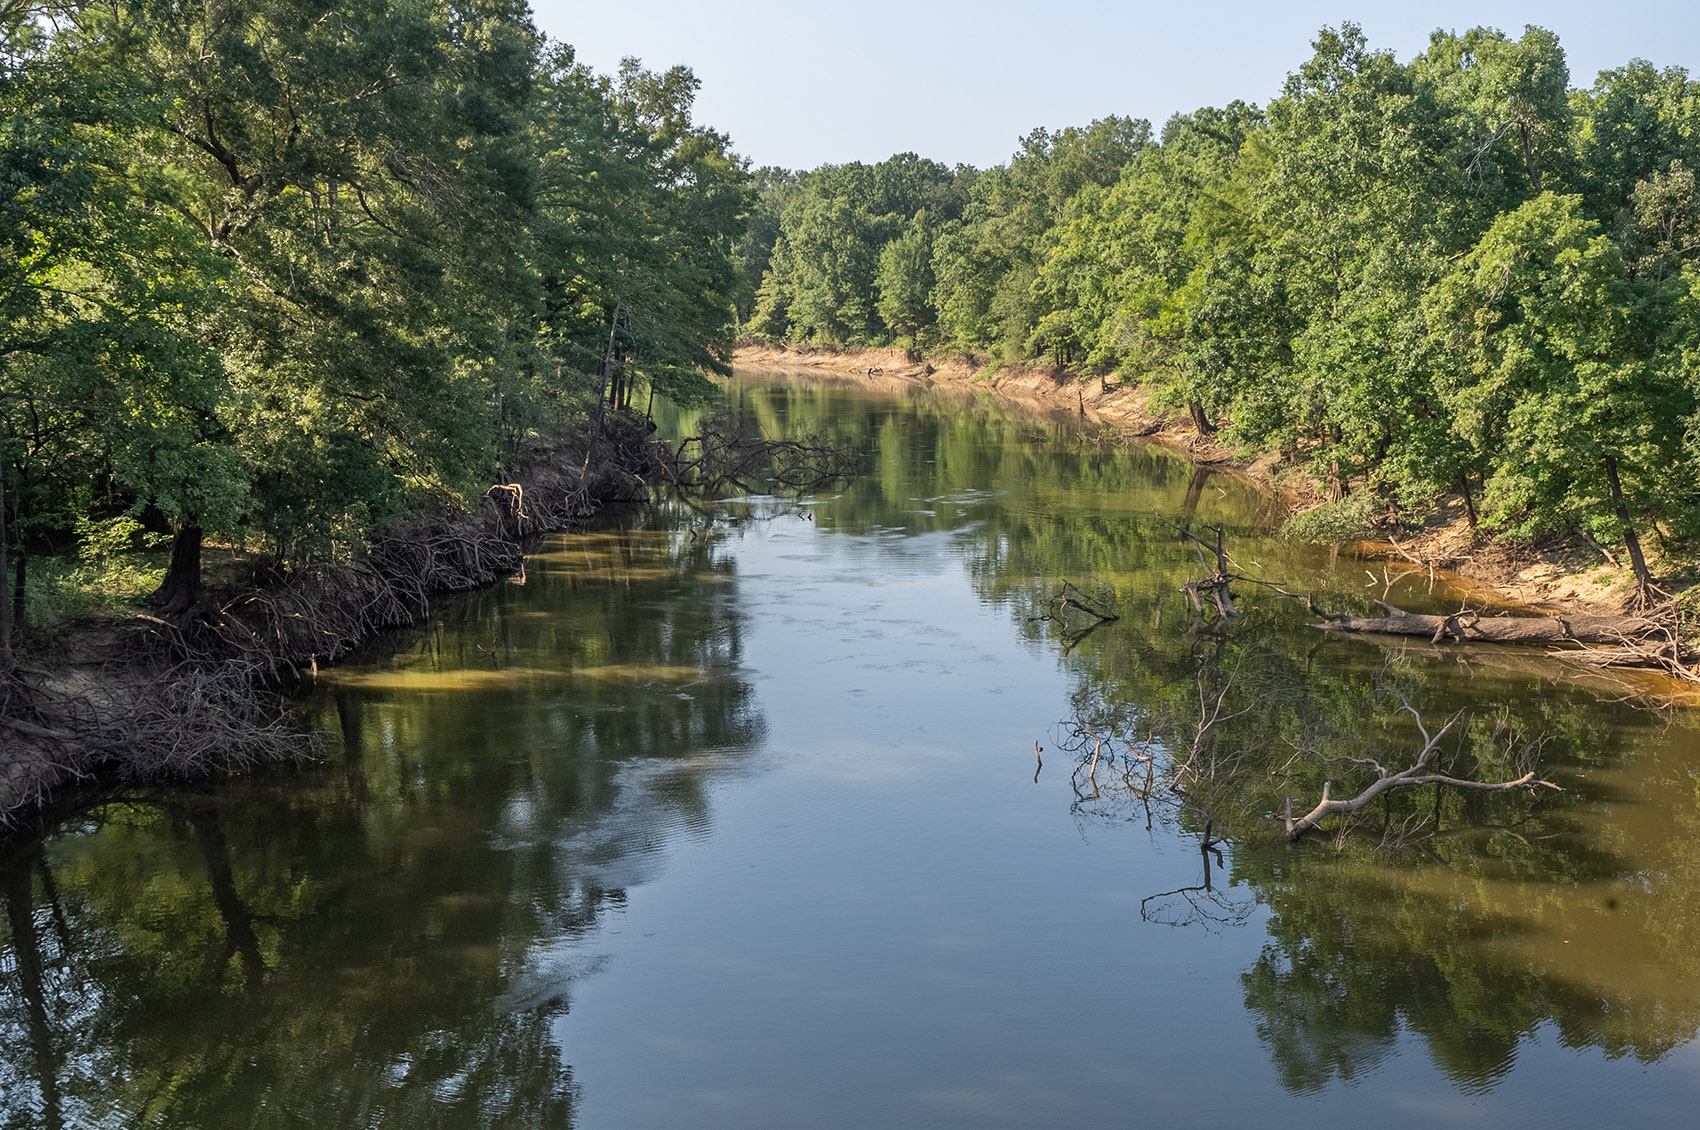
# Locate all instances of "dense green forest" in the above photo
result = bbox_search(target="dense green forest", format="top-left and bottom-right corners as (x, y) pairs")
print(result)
(743, 24), (1700, 593)
(1, 0), (747, 660)
(7, 11), (1699, 668)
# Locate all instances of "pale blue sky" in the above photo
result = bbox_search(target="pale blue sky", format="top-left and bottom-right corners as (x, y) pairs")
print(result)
(530, 1), (1700, 171)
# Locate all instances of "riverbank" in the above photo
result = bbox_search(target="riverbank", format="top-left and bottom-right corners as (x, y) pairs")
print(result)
(0, 423), (661, 839)
(734, 343), (1692, 620)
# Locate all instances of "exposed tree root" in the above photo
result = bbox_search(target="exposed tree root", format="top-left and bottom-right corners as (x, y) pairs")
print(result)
(2, 413), (859, 833)
(0, 421), (667, 834)
(1, 664), (308, 833)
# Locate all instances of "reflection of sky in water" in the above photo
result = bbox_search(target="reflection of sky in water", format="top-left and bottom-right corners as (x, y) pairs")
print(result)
(549, 496), (1700, 1128)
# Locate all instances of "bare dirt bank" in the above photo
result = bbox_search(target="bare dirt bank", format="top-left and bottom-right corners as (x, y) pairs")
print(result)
(732, 343), (1688, 621)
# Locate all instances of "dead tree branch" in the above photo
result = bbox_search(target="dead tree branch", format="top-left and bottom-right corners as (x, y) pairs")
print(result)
(659, 410), (856, 497)
(1029, 582), (1120, 652)
(1283, 698), (1560, 842)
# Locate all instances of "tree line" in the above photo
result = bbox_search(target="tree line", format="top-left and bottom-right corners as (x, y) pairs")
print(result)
(1, 0), (748, 660)
(743, 24), (1700, 594)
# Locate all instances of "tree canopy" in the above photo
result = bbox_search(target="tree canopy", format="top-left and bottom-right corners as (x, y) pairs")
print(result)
(739, 23), (1700, 592)
(1, 0), (752, 635)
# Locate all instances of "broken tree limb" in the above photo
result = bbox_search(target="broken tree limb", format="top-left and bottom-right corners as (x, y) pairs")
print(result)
(1037, 581), (1119, 624)
(1161, 519), (1241, 622)
(1284, 701), (1560, 842)
(1030, 582), (1120, 653)
(1312, 607), (1664, 645)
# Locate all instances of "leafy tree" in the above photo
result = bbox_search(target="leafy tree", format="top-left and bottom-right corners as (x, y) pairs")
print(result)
(532, 52), (748, 415)
(875, 210), (937, 346)
(1572, 60), (1700, 226)
(752, 154), (955, 345)
(1426, 192), (1698, 591)
(933, 117), (1149, 360)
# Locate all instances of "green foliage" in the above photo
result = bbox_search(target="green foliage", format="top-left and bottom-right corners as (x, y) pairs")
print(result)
(1279, 493), (1379, 543)
(23, 551), (168, 631)
(875, 210), (937, 345)
(2, 3), (752, 606)
(1426, 193), (1698, 546)
(753, 153), (962, 344)
(750, 21), (1700, 575)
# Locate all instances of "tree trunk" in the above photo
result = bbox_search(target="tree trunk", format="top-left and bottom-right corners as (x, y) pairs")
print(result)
(1518, 120), (1541, 193)
(153, 523), (206, 619)
(581, 299), (624, 479)
(6, 856), (64, 1130)
(1314, 605), (1659, 644)
(1457, 474), (1478, 528)
(0, 440), (11, 673)
(12, 545), (26, 631)
(1602, 455), (1652, 595)
(1186, 401), (1218, 435)
(191, 807), (266, 986)
(1180, 467), (1212, 520)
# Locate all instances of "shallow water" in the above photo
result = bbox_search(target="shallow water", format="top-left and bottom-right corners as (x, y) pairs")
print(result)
(5, 374), (1700, 1129)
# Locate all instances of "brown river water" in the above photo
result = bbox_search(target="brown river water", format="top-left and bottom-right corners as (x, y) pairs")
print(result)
(4, 373), (1699, 1128)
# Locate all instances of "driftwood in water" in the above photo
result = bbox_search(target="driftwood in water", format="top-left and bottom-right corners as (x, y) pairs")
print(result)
(1313, 605), (1661, 645)
(1284, 698), (1560, 842)
(1030, 582), (1120, 653)
(1158, 519), (1696, 683)
(1165, 520), (1240, 622)
(1310, 598), (1698, 683)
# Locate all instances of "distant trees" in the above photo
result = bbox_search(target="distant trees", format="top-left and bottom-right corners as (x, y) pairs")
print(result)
(1, 1), (751, 637)
(741, 23), (1700, 592)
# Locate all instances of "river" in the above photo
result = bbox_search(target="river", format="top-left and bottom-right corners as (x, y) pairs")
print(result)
(4, 372), (1700, 1128)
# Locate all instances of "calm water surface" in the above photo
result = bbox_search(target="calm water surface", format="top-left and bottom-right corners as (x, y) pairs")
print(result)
(5, 374), (1700, 1128)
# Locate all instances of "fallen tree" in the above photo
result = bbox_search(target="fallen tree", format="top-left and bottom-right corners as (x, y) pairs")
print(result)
(1313, 604), (1660, 645)
(1282, 695), (1561, 842)
(1161, 520), (1699, 684)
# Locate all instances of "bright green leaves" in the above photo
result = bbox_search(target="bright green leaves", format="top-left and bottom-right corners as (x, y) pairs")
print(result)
(531, 50), (747, 414)
(4, 1), (755, 601)
(1427, 192), (1698, 566)
(875, 210), (937, 347)
(753, 154), (963, 346)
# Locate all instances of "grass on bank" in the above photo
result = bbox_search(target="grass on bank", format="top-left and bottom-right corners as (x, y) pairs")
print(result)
(15, 518), (168, 638)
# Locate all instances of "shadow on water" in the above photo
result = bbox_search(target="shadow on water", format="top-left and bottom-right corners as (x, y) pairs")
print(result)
(0, 512), (762, 1129)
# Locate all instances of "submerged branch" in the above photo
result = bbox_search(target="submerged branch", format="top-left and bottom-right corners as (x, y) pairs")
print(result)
(1283, 698), (1560, 842)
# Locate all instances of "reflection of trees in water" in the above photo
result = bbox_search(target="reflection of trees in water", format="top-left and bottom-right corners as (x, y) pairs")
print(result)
(1238, 832), (1700, 1096)
(0, 520), (762, 1129)
(973, 472), (1700, 1093)
(721, 378), (1700, 1093)
(1060, 608), (1700, 1092)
